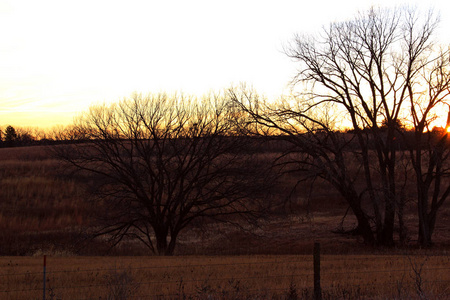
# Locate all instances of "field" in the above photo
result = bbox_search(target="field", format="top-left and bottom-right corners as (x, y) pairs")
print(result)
(1, 255), (449, 299)
(0, 144), (358, 256)
(1, 145), (450, 298)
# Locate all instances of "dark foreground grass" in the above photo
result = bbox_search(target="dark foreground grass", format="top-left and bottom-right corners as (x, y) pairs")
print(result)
(1, 254), (449, 299)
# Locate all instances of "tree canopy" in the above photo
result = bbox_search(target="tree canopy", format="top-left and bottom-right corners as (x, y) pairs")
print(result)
(232, 7), (450, 247)
(55, 92), (273, 255)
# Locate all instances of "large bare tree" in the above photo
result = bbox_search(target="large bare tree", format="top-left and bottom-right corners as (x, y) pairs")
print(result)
(404, 22), (450, 246)
(56, 92), (270, 255)
(232, 7), (450, 247)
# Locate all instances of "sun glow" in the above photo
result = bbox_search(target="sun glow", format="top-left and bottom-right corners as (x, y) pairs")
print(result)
(1, 0), (449, 129)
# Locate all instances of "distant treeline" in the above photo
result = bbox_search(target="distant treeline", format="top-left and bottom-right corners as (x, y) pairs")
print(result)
(0, 124), (87, 148)
(1, 123), (448, 151)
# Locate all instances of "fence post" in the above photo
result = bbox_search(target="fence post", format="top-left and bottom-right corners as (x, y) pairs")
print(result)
(314, 242), (321, 300)
(43, 255), (46, 300)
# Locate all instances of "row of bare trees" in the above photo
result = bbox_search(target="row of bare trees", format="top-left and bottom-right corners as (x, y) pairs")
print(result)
(0, 125), (39, 146)
(231, 7), (450, 247)
(50, 6), (450, 254)
(0, 124), (89, 147)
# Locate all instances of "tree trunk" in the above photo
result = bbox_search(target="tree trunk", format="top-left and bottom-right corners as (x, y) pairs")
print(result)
(417, 184), (432, 247)
(155, 229), (179, 255)
(167, 235), (177, 256)
(344, 189), (375, 245)
(354, 215), (375, 245)
(155, 225), (175, 255)
(418, 218), (431, 247)
(381, 198), (395, 247)
(418, 211), (435, 248)
(397, 191), (407, 245)
(156, 234), (168, 255)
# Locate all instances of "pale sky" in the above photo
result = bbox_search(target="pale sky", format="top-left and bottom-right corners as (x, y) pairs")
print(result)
(1, 0), (449, 128)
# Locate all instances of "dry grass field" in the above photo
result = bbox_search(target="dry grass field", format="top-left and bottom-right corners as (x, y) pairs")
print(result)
(0, 254), (449, 299)
(0, 146), (91, 256)
(1, 145), (450, 299)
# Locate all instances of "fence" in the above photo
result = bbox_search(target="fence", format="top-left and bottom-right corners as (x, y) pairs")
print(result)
(1, 244), (449, 299)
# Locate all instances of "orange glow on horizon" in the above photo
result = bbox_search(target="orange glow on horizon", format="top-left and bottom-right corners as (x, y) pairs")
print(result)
(2, 1), (449, 130)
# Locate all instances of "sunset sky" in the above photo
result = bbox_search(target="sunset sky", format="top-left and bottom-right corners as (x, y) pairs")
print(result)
(1, 0), (449, 129)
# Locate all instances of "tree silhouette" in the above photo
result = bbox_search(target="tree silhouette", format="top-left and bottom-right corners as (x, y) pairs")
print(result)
(233, 7), (450, 247)
(55, 93), (272, 255)
(4, 125), (17, 147)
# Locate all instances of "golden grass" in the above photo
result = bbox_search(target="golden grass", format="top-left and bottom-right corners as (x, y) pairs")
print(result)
(0, 174), (86, 231)
(1, 146), (449, 257)
(0, 151), (92, 255)
(0, 145), (449, 297)
(0, 255), (449, 299)
(0, 155), (89, 231)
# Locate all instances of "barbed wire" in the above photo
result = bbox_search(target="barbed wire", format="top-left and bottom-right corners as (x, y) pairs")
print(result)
(1, 262), (448, 282)
(78, 278), (450, 300)
(1, 257), (449, 297)
(3, 276), (449, 298)
(1, 254), (447, 279)
(0, 258), (302, 278)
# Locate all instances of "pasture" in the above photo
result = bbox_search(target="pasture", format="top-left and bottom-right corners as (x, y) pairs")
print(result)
(1, 254), (449, 299)
(1, 145), (450, 298)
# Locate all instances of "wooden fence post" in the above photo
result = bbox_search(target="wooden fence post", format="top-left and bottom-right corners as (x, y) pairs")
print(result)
(43, 255), (46, 300)
(314, 242), (321, 300)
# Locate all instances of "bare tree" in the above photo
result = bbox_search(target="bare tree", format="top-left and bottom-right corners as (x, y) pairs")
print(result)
(230, 86), (379, 245)
(55, 92), (270, 255)
(404, 33), (450, 246)
(232, 7), (450, 247)
(49, 124), (89, 142)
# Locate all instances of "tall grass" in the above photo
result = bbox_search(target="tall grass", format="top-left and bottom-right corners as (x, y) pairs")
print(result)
(0, 255), (449, 299)
(0, 147), (92, 255)
(0, 145), (449, 256)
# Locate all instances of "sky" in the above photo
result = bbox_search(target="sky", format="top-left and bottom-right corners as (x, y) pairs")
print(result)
(1, 0), (449, 129)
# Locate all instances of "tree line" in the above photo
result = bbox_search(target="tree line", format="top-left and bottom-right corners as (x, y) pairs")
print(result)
(232, 7), (450, 248)
(5, 6), (450, 254)
(0, 124), (90, 147)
